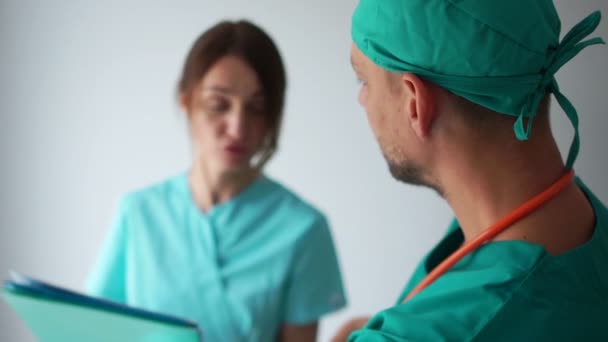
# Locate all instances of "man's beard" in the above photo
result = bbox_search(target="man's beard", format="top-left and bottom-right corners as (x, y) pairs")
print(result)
(385, 155), (444, 196)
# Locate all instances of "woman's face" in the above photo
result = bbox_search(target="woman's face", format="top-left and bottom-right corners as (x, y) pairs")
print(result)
(184, 55), (269, 176)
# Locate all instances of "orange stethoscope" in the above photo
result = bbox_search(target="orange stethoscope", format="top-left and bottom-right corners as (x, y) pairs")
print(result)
(403, 169), (575, 303)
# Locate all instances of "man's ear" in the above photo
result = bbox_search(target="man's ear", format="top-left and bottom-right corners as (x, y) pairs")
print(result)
(402, 73), (437, 139)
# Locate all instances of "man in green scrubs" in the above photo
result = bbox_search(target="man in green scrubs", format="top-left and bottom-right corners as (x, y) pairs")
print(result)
(336, 0), (607, 341)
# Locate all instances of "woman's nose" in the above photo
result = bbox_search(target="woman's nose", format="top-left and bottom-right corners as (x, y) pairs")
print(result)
(225, 109), (248, 140)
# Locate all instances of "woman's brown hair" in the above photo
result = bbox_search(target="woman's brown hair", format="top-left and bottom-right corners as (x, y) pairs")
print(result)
(178, 20), (286, 168)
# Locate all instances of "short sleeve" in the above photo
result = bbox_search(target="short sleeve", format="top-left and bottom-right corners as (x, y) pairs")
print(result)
(283, 215), (347, 324)
(348, 298), (485, 342)
(347, 307), (454, 342)
(347, 236), (535, 342)
(85, 196), (130, 302)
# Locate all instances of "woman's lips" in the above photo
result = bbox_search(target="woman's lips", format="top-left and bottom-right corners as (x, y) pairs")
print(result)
(224, 144), (248, 156)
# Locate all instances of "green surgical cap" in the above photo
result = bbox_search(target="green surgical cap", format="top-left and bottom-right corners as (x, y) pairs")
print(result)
(352, 0), (604, 169)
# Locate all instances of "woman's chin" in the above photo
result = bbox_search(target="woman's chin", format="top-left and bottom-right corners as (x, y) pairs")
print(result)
(219, 157), (253, 174)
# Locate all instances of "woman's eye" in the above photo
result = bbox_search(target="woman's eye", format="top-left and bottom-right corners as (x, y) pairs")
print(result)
(204, 98), (229, 113)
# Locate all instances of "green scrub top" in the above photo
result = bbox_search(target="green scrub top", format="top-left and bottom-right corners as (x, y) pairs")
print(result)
(87, 173), (346, 342)
(350, 178), (608, 341)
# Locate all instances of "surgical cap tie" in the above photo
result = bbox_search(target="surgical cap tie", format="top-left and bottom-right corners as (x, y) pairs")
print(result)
(514, 11), (605, 169)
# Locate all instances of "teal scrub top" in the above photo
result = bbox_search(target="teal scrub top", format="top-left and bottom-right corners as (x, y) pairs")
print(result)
(87, 173), (347, 342)
(350, 178), (608, 341)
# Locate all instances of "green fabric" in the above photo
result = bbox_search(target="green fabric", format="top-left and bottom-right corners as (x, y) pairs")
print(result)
(351, 0), (605, 168)
(349, 178), (608, 341)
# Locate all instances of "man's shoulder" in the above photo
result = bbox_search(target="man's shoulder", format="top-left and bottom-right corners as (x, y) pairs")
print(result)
(352, 241), (547, 341)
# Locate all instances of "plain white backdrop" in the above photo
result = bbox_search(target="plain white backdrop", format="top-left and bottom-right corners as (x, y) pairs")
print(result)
(1, 1), (607, 341)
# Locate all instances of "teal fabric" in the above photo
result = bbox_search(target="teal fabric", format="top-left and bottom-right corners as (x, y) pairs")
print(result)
(3, 289), (200, 342)
(352, 0), (605, 168)
(349, 178), (608, 341)
(87, 173), (346, 342)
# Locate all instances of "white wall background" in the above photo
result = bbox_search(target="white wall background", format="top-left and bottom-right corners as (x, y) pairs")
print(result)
(1, 1), (606, 341)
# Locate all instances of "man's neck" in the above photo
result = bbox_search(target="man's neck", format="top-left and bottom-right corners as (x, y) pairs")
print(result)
(440, 137), (595, 255)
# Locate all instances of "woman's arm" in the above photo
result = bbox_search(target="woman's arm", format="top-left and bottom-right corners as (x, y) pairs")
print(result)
(278, 322), (318, 342)
(331, 317), (370, 342)
(86, 197), (130, 301)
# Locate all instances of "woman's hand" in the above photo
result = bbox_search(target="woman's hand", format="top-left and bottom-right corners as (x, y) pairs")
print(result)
(278, 322), (318, 342)
(331, 316), (370, 342)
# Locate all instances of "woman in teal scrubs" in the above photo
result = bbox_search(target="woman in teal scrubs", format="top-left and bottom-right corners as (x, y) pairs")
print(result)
(87, 20), (346, 342)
